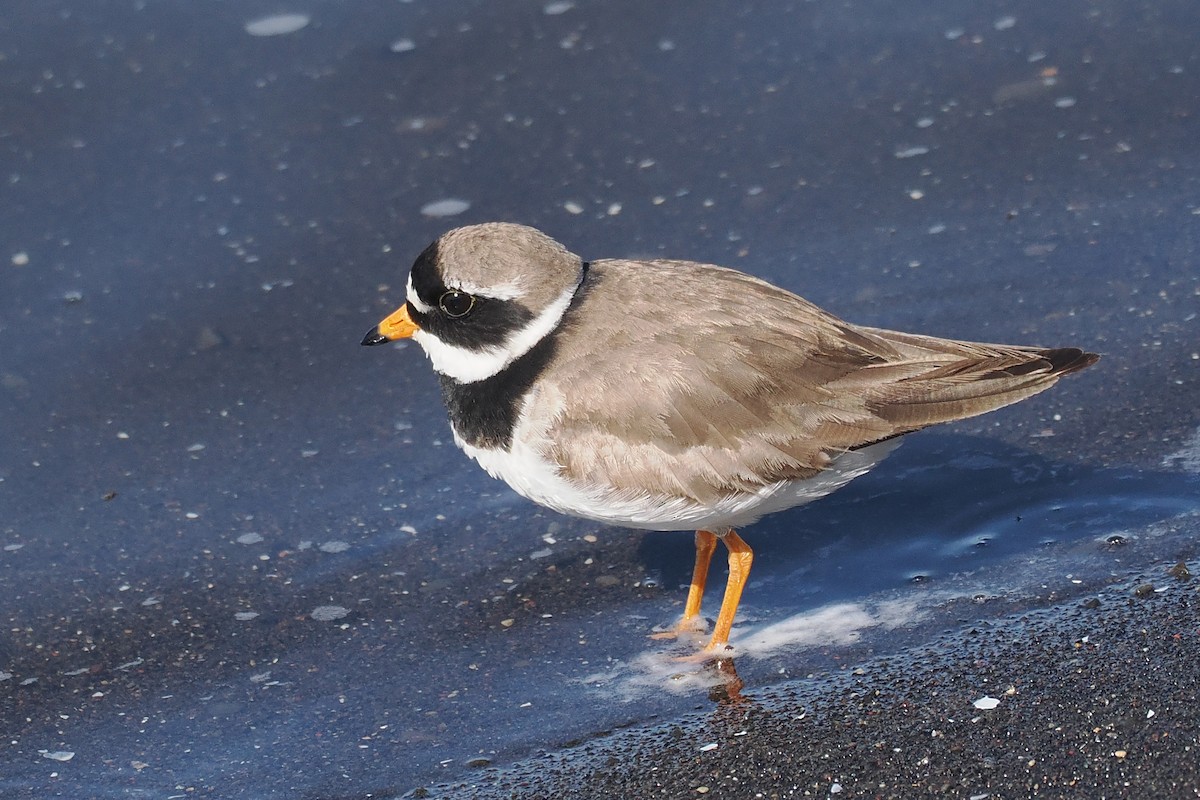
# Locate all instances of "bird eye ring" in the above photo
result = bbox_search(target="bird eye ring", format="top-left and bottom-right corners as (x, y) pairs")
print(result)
(438, 290), (476, 318)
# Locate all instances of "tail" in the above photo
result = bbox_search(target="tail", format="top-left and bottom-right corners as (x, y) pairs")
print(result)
(852, 327), (1099, 434)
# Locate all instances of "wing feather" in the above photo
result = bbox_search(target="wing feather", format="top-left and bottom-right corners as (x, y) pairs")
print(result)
(538, 260), (1095, 504)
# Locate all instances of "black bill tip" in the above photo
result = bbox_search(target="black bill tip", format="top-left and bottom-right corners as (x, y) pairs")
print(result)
(361, 326), (389, 346)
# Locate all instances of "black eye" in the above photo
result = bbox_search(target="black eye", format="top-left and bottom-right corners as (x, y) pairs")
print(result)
(438, 290), (475, 318)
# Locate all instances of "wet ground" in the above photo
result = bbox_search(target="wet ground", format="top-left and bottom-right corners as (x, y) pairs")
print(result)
(442, 571), (1200, 799)
(1, 1), (1198, 797)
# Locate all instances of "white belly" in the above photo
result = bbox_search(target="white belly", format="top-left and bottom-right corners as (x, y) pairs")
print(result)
(457, 431), (900, 532)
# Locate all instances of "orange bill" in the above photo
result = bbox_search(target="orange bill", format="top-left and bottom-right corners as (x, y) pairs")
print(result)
(361, 303), (420, 346)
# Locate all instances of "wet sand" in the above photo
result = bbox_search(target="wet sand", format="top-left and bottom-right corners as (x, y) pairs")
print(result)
(427, 561), (1200, 798)
(3, 2), (1199, 797)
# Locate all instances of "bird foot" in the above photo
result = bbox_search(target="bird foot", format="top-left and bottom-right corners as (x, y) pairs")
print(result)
(648, 617), (708, 641)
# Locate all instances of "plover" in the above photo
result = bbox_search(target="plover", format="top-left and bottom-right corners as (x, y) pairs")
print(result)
(362, 222), (1097, 650)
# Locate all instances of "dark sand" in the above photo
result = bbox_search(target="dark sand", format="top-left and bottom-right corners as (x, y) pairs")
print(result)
(426, 563), (1200, 798)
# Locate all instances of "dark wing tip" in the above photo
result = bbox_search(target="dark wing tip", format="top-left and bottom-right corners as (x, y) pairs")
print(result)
(996, 347), (1098, 378)
(1041, 347), (1100, 376)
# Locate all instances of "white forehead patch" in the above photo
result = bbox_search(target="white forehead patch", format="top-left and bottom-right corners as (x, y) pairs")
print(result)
(405, 275), (433, 314)
(447, 277), (525, 302)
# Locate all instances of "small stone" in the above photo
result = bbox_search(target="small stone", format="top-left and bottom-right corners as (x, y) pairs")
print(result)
(500, 618), (515, 628)
(420, 198), (470, 217)
(1114, 749), (1127, 759)
(1167, 561), (1191, 581)
(11, 252), (29, 266)
(1133, 583), (1155, 598)
(196, 326), (225, 351)
(973, 696), (1001, 710)
(311, 605), (349, 621)
(244, 13), (310, 37)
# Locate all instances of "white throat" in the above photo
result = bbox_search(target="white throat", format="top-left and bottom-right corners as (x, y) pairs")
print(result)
(413, 282), (579, 384)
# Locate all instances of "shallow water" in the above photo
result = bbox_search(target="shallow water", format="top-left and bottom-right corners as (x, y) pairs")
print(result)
(2, 0), (1198, 797)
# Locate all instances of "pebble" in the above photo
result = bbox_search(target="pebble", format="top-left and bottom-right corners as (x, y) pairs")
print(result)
(421, 198), (471, 217)
(244, 13), (310, 37)
(311, 605), (350, 621)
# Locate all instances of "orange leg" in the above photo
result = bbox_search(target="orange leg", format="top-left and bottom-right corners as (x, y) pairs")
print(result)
(651, 529), (718, 639)
(681, 530), (718, 624)
(705, 529), (753, 650)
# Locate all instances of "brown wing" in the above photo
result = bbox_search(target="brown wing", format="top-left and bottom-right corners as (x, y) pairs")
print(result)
(541, 259), (1096, 504)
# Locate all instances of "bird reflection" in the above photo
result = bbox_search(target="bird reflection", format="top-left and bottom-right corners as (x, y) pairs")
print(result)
(705, 656), (746, 705)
